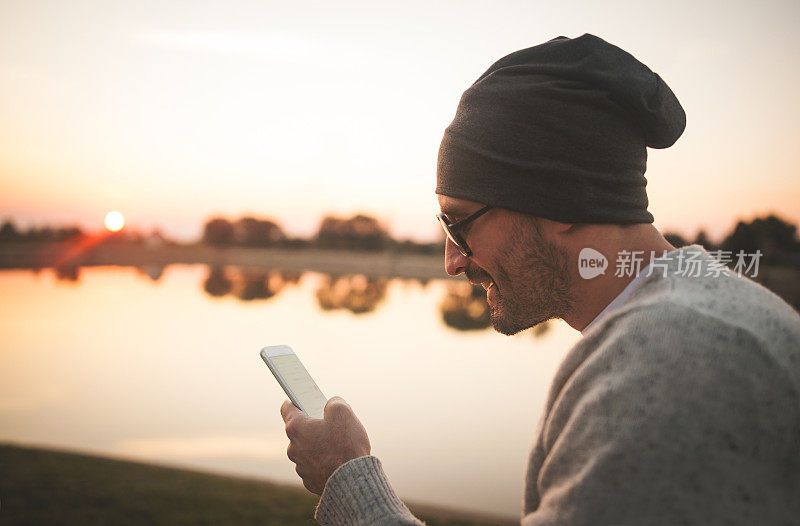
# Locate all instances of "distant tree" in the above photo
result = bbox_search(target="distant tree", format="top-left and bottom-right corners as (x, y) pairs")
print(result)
(0, 220), (20, 242)
(1, 221), (83, 243)
(756, 215), (799, 251)
(233, 217), (286, 247)
(316, 214), (388, 250)
(282, 237), (311, 249)
(391, 238), (446, 255)
(722, 221), (758, 254)
(693, 230), (716, 250)
(55, 227), (83, 240)
(663, 232), (688, 248)
(203, 218), (235, 246)
(721, 214), (799, 264)
(25, 226), (55, 242)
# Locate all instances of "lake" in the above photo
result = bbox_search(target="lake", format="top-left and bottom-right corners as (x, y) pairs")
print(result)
(0, 264), (581, 518)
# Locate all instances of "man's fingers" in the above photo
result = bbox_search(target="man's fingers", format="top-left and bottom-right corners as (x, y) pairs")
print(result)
(323, 396), (350, 420)
(280, 399), (306, 424)
(286, 442), (299, 463)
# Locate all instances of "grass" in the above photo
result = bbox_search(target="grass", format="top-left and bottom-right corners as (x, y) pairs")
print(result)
(0, 443), (515, 525)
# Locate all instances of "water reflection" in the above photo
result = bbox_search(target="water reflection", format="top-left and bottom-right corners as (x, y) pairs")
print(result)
(137, 264), (166, 282)
(440, 282), (491, 331)
(54, 265), (80, 282)
(237, 270), (280, 301)
(438, 281), (556, 337)
(202, 266), (302, 301)
(26, 262), (548, 336)
(0, 265), (579, 517)
(315, 274), (388, 314)
(532, 320), (552, 338)
(202, 267), (391, 314)
(204, 267), (233, 297)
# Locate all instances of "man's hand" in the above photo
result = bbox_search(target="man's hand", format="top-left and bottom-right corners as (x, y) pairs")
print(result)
(280, 396), (371, 495)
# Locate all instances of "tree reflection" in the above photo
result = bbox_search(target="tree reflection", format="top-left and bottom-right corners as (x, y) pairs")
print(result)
(315, 274), (388, 314)
(137, 264), (165, 282)
(204, 266), (233, 297)
(237, 270), (288, 301)
(440, 282), (490, 331)
(54, 265), (80, 282)
(280, 271), (303, 285)
(202, 266), (302, 301)
(532, 319), (552, 338)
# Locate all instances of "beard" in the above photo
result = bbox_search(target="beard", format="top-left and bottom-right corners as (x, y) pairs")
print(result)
(469, 222), (574, 336)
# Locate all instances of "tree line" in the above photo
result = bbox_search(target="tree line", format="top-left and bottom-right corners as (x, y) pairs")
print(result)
(2, 213), (799, 263)
(0, 221), (82, 242)
(201, 212), (800, 263)
(664, 214), (800, 265)
(202, 214), (442, 254)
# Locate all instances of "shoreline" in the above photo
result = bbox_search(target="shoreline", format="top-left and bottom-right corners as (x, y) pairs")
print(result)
(0, 241), (450, 281)
(1, 241), (798, 310)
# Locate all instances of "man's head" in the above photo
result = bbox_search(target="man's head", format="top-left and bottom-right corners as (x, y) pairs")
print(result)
(437, 194), (674, 334)
(435, 34), (685, 333)
(437, 194), (570, 334)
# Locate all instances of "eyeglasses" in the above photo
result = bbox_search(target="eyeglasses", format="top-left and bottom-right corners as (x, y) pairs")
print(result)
(436, 205), (493, 257)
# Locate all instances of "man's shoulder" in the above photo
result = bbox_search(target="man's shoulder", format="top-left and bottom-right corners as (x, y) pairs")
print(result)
(589, 250), (800, 361)
(583, 293), (799, 382)
(551, 291), (800, 422)
(543, 297), (800, 450)
(532, 287), (800, 526)
(629, 245), (800, 339)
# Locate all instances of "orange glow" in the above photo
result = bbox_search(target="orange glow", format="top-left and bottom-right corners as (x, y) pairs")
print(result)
(105, 211), (125, 232)
(51, 231), (111, 268)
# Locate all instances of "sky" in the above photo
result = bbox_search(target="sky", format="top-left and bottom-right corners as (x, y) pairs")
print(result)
(1, 0), (798, 242)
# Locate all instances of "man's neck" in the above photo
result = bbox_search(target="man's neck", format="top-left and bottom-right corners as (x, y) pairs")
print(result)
(564, 237), (676, 332)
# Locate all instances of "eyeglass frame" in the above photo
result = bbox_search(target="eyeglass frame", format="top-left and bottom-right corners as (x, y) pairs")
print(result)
(436, 205), (493, 257)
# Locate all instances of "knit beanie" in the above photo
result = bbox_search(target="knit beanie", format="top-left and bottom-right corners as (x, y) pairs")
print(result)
(436, 33), (686, 224)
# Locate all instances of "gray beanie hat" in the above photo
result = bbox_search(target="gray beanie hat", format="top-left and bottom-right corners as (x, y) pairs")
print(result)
(436, 33), (686, 224)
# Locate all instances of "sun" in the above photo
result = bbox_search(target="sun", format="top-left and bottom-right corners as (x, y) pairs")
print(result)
(104, 211), (125, 232)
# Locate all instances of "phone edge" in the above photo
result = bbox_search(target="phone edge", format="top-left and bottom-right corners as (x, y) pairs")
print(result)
(259, 347), (308, 415)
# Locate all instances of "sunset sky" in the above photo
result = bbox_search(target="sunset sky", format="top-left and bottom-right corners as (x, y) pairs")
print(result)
(1, 0), (798, 242)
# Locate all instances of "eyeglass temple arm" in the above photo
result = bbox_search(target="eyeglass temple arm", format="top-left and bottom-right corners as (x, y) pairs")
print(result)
(459, 205), (493, 225)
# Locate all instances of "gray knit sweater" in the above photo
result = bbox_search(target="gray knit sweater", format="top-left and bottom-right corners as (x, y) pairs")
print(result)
(314, 245), (800, 525)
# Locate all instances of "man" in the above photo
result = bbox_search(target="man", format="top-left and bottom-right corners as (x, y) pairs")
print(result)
(280, 34), (800, 525)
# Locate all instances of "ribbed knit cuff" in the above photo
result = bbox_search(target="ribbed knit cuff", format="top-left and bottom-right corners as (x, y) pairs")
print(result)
(315, 455), (419, 526)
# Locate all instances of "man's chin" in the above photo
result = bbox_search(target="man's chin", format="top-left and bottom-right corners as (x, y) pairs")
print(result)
(489, 307), (529, 336)
(489, 304), (550, 336)
(490, 321), (524, 336)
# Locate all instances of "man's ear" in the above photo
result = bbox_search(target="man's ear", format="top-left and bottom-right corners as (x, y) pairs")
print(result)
(535, 217), (574, 239)
(554, 221), (575, 234)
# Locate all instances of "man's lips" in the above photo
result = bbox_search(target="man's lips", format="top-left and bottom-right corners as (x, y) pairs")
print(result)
(469, 278), (495, 290)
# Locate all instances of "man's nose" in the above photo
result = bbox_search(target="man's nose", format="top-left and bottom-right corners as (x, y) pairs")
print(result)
(444, 238), (469, 276)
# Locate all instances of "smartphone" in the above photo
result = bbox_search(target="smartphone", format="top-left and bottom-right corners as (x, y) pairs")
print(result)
(260, 345), (327, 419)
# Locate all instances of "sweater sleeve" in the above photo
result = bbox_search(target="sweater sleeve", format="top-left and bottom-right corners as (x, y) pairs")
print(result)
(522, 305), (800, 526)
(315, 455), (425, 526)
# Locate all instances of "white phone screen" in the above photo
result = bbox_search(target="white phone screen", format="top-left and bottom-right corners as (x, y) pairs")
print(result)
(268, 353), (327, 419)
